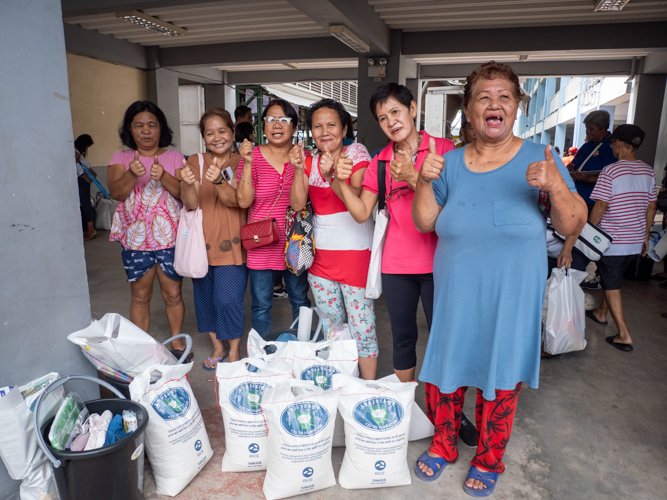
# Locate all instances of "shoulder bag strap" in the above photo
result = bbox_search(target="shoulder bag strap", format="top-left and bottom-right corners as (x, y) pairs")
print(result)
(577, 142), (603, 172)
(305, 155), (313, 177)
(195, 154), (204, 197)
(378, 160), (387, 211)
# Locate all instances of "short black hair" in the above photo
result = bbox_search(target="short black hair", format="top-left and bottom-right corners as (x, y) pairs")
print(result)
(74, 134), (94, 157)
(305, 98), (348, 131)
(234, 105), (252, 121)
(262, 99), (298, 129)
(118, 101), (173, 149)
(369, 83), (414, 121)
(235, 121), (254, 143)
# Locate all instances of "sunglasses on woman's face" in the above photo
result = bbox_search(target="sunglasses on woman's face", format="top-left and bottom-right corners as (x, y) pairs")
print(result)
(264, 116), (292, 126)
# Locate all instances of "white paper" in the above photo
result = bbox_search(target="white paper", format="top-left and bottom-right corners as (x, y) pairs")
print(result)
(297, 306), (313, 342)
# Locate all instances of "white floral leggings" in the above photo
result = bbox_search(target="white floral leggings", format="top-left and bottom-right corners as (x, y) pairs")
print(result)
(308, 274), (378, 358)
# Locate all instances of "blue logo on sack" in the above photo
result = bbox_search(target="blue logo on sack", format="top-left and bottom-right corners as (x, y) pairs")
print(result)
(375, 460), (386, 471)
(300, 365), (341, 390)
(230, 382), (271, 415)
(248, 443), (260, 454)
(194, 440), (202, 451)
(280, 401), (330, 437)
(352, 397), (404, 432)
(303, 467), (314, 478)
(151, 387), (191, 421)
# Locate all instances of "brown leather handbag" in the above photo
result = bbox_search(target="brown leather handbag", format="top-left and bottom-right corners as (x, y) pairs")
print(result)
(240, 175), (286, 250)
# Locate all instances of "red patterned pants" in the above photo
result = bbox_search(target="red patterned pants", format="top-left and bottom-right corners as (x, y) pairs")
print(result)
(425, 382), (522, 473)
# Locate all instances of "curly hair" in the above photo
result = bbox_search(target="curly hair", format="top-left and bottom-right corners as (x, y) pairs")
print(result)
(463, 61), (525, 111)
(306, 98), (348, 131)
(118, 101), (173, 149)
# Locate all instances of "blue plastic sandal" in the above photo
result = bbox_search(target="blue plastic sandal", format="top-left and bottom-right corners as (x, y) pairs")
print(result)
(415, 450), (448, 482)
(463, 465), (499, 497)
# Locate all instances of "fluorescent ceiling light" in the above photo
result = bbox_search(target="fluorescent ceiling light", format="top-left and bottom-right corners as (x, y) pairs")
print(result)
(329, 25), (370, 54)
(594, 0), (630, 12)
(116, 11), (187, 37)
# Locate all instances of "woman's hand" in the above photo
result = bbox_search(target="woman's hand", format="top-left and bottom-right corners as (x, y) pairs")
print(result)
(150, 156), (164, 182)
(205, 157), (223, 184)
(417, 138), (445, 183)
(319, 145), (335, 179)
(129, 151), (146, 177)
(526, 146), (567, 192)
(239, 139), (253, 165)
(289, 140), (305, 171)
(181, 159), (196, 186)
(334, 153), (353, 182)
(557, 248), (573, 269)
(390, 148), (418, 185)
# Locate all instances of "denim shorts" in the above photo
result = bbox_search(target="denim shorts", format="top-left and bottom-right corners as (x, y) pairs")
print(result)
(121, 247), (182, 283)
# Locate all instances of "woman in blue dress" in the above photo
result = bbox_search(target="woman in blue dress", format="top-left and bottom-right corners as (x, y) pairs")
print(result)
(411, 62), (587, 497)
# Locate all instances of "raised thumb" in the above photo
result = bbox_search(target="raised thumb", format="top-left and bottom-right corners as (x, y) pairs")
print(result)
(544, 145), (554, 162)
(134, 150), (139, 161)
(213, 157), (219, 167)
(429, 137), (437, 154)
(323, 143), (330, 154)
(154, 156), (159, 164)
(182, 158), (187, 168)
(298, 140), (303, 148)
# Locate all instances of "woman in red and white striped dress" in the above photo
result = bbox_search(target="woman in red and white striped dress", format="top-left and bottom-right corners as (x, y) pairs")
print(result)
(236, 99), (311, 336)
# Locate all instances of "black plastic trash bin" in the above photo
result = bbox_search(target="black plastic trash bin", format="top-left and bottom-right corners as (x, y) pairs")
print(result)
(35, 376), (149, 500)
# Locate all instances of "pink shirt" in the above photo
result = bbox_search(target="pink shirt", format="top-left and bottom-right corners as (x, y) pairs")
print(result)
(361, 131), (455, 274)
(109, 149), (184, 251)
(238, 147), (295, 270)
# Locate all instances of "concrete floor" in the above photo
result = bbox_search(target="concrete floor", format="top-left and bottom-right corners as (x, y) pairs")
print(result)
(83, 231), (667, 500)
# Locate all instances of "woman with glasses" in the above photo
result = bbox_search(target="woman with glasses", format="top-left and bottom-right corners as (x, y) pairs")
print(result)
(236, 99), (311, 336)
(333, 83), (456, 383)
(290, 99), (377, 379)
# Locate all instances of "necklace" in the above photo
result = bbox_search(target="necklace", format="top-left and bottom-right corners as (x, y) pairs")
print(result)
(393, 134), (422, 164)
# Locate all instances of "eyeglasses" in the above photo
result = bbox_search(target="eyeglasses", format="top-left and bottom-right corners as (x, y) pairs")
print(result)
(264, 116), (292, 126)
(386, 185), (412, 201)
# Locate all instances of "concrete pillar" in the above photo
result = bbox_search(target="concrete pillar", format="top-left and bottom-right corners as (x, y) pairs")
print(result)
(356, 29), (411, 154)
(599, 105), (616, 129)
(147, 68), (181, 151)
(0, 0), (97, 496)
(204, 84), (226, 111)
(632, 74), (667, 170)
(554, 124), (566, 153)
(541, 129), (552, 145)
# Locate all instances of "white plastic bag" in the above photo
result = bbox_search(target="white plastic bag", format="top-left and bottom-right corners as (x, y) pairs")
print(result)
(261, 379), (339, 500)
(545, 267), (588, 355)
(94, 198), (116, 230)
(216, 358), (293, 472)
(648, 228), (667, 262)
(331, 375), (416, 489)
(68, 313), (176, 378)
(286, 338), (359, 390)
(129, 363), (213, 497)
(246, 329), (293, 364)
(19, 461), (59, 500)
(365, 208), (389, 299)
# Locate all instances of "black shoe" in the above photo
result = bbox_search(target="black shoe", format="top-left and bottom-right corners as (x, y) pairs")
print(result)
(581, 276), (601, 290)
(273, 285), (288, 298)
(459, 412), (478, 447)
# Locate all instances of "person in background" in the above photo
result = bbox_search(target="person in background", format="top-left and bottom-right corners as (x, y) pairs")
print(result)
(180, 108), (247, 370)
(234, 105), (253, 126)
(342, 111), (355, 146)
(561, 146), (577, 167)
(235, 121), (255, 150)
(236, 99), (311, 336)
(412, 61), (586, 495)
(553, 146), (561, 155)
(290, 98), (377, 379)
(75, 134), (97, 240)
(586, 124), (657, 352)
(107, 101), (187, 354)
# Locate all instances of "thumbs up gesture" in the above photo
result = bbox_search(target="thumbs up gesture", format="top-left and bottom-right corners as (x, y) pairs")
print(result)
(129, 151), (146, 177)
(390, 147), (417, 184)
(205, 157), (223, 184)
(181, 158), (196, 186)
(239, 139), (253, 165)
(150, 155), (164, 182)
(335, 153), (354, 182)
(418, 137), (445, 182)
(526, 146), (562, 192)
(289, 140), (306, 171)
(318, 144), (335, 178)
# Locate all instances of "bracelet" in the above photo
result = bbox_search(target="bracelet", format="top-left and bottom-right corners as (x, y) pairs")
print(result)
(212, 177), (224, 185)
(240, 176), (252, 185)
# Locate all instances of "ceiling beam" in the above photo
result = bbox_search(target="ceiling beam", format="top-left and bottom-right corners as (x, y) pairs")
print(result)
(160, 37), (357, 68)
(61, 0), (224, 17)
(228, 67), (358, 85)
(285, 0), (390, 55)
(420, 59), (635, 80)
(64, 22), (148, 68)
(403, 22), (667, 57)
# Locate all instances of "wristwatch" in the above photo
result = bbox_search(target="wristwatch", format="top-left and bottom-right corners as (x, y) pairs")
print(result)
(212, 176), (224, 185)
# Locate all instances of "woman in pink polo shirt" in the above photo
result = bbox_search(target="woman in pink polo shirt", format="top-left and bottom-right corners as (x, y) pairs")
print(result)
(334, 83), (455, 383)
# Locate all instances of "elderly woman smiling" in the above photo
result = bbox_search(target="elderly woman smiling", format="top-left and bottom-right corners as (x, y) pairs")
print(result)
(412, 62), (587, 496)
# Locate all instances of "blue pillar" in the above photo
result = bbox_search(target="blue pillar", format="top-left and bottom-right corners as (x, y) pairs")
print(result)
(554, 124), (566, 153)
(541, 129), (551, 145)
(599, 105), (616, 132)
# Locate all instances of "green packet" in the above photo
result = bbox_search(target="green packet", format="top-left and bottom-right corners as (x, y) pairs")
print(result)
(48, 392), (86, 450)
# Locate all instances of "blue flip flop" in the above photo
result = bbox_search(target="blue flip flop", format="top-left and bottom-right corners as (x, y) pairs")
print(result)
(463, 465), (498, 497)
(415, 450), (448, 482)
(202, 354), (227, 371)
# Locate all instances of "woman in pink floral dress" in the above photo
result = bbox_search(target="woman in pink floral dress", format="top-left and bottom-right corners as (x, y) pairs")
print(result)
(107, 101), (186, 351)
